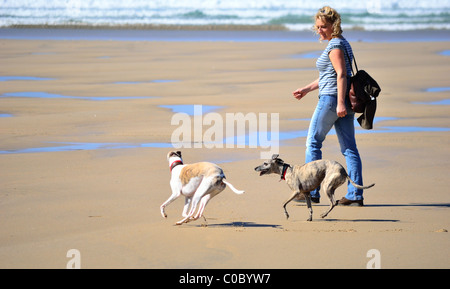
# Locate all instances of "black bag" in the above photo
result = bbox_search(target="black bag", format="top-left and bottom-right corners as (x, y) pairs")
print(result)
(345, 51), (381, 113)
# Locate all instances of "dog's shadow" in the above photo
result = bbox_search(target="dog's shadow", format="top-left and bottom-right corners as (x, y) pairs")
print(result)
(198, 221), (282, 229)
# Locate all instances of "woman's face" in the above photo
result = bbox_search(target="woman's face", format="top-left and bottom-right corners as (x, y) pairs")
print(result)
(315, 18), (332, 41)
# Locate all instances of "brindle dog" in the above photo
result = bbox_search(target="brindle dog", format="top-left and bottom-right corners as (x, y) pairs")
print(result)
(255, 154), (375, 221)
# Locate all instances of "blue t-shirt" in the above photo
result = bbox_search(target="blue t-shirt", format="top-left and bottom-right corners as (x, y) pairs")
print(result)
(316, 37), (353, 96)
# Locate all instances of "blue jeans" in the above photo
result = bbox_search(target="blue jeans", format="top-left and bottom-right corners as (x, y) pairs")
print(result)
(305, 94), (363, 200)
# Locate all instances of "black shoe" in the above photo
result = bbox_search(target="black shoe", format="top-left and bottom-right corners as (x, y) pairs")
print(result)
(311, 197), (320, 204)
(294, 194), (320, 204)
(338, 197), (364, 207)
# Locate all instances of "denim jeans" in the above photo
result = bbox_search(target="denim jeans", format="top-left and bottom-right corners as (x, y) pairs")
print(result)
(305, 94), (363, 200)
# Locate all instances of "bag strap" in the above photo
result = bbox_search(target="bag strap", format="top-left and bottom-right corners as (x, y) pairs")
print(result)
(343, 46), (358, 75)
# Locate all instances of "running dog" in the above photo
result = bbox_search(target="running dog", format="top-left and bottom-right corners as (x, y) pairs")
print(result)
(161, 151), (244, 225)
(254, 154), (374, 221)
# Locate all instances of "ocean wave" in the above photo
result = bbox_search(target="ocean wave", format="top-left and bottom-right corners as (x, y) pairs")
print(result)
(1, 0), (449, 31)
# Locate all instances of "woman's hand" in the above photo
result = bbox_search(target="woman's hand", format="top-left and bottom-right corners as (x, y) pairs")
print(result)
(337, 102), (347, 118)
(293, 78), (319, 101)
(293, 87), (309, 100)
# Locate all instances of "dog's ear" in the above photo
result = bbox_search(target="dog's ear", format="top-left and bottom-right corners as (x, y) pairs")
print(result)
(271, 154), (279, 160)
(169, 151), (182, 158)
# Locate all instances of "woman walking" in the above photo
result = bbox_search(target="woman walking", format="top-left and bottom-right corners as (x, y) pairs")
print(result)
(293, 6), (364, 206)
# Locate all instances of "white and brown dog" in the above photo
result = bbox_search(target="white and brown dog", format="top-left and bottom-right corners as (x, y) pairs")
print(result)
(160, 151), (244, 225)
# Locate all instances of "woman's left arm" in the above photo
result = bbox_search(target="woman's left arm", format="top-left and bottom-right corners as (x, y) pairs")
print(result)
(329, 48), (347, 118)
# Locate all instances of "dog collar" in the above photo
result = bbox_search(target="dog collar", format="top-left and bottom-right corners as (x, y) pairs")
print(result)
(280, 164), (290, 181)
(169, 160), (183, 172)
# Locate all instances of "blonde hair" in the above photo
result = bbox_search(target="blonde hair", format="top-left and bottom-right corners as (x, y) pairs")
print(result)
(313, 6), (343, 38)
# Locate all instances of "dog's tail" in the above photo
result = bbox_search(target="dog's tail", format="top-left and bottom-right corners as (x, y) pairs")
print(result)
(223, 179), (245, 195)
(347, 176), (375, 190)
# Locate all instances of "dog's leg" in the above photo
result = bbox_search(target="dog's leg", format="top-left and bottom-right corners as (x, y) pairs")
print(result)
(193, 194), (211, 220)
(320, 174), (345, 219)
(160, 189), (181, 218)
(304, 193), (313, 222)
(176, 196), (201, 225)
(283, 191), (300, 220)
(182, 197), (191, 217)
(320, 189), (337, 219)
(175, 180), (210, 225)
(176, 198), (199, 225)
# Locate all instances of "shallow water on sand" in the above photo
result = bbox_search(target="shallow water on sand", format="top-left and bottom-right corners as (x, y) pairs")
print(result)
(0, 91), (155, 101)
(1, 113), (449, 155)
(0, 76), (55, 81)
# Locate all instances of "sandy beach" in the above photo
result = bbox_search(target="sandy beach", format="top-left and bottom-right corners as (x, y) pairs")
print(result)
(0, 30), (449, 269)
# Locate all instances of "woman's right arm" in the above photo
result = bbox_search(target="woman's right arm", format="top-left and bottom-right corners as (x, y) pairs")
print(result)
(293, 78), (319, 100)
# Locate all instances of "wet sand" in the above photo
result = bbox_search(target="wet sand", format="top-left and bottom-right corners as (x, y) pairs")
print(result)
(0, 32), (449, 268)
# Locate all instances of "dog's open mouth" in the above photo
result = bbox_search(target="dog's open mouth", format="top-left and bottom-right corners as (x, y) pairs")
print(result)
(255, 165), (269, 176)
(256, 169), (268, 176)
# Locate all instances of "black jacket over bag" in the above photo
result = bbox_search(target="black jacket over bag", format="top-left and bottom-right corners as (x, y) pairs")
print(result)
(344, 49), (381, 130)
